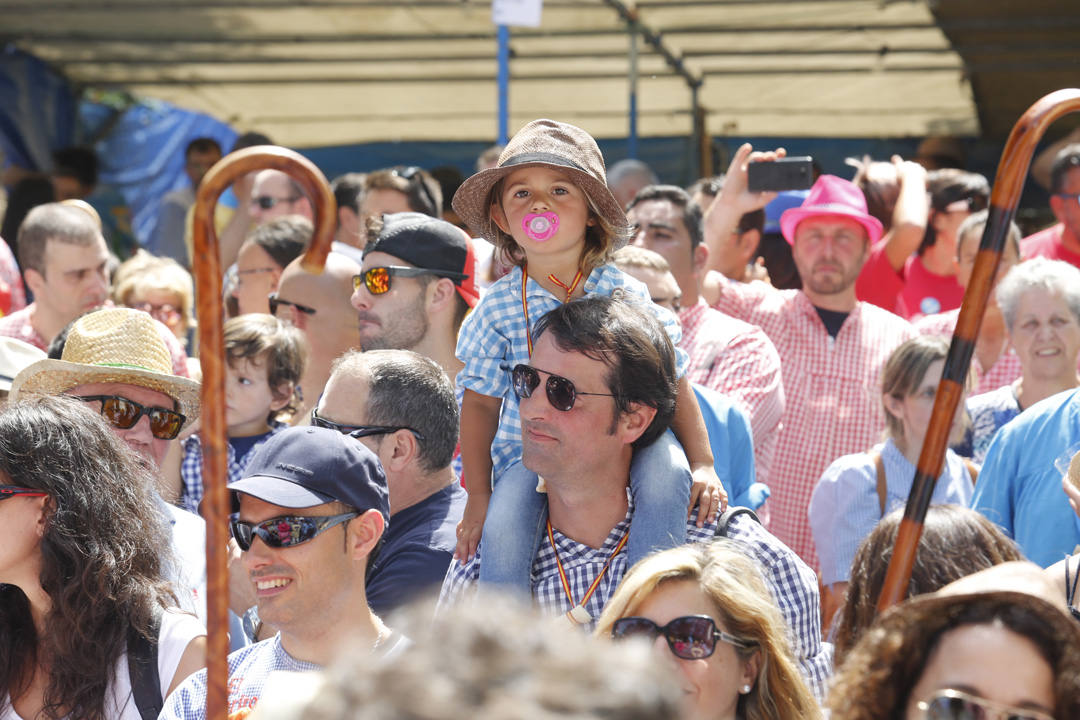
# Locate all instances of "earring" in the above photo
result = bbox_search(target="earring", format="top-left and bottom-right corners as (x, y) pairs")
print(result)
(740, 684), (752, 695)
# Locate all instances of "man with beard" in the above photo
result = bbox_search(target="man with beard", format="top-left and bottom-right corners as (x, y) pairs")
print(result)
(350, 212), (479, 381)
(704, 148), (916, 568)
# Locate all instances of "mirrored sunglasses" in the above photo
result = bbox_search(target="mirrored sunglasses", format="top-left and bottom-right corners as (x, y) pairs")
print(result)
(918, 689), (1055, 720)
(0, 485), (48, 501)
(354, 266), (466, 296)
(229, 512), (359, 551)
(510, 363), (615, 412)
(612, 615), (751, 660)
(73, 394), (186, 440)
(268, 293), (316, 316)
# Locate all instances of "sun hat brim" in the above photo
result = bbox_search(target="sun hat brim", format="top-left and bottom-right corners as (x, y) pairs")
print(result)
(452, 152), (628, 247)
(9, 358), (201, 431)
(780, 205), (883, 246)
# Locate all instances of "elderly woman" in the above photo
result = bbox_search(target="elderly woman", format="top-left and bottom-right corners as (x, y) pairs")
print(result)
(915, 209), (1022, 395)
(959, 256), (1080, 463)
(828, 563), (1080, 720)
(809, 336), (975, 627)
(0, 396), (205, 720)
(595, 541), (820, 720)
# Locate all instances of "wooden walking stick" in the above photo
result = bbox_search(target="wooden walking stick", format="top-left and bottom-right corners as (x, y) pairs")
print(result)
(877, 89), (1080, 613)
(192, 146), (335, 719)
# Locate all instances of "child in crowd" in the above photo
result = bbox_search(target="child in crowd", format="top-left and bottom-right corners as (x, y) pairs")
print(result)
(170, 313), (307, 514)
(450, 119), (724, 607)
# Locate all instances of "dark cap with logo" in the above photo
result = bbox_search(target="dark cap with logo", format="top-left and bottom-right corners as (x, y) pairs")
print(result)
(228, 426), (389, 522)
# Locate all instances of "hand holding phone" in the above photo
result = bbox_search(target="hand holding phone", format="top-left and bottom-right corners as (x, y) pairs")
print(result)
(747, 157), (814, 192)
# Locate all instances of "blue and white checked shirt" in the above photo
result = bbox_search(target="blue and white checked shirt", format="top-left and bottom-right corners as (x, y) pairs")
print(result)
(455, 263), (689, 480)
(439, 493), (832, 701)
(179, 424), (287, 515)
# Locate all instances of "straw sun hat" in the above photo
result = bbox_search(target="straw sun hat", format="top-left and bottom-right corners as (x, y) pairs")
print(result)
(452, 118), (627, 245)
(9, 308), (200, 429)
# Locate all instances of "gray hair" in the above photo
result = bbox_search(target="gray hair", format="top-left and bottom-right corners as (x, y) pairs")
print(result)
(996, 257), (1080, 333)
(330, 349), (458, 472)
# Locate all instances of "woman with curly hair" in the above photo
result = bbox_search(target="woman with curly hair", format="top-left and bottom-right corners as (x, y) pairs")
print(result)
(595, 541), (820, 720)
(0, 396), (206, 720)
(828, 564), (1080, 720)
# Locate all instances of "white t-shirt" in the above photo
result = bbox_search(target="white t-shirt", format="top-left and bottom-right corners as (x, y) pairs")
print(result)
(0, 608), (206, 720)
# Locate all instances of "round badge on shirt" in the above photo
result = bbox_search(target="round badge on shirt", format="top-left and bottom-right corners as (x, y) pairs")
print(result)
(920, 296), (942, 316)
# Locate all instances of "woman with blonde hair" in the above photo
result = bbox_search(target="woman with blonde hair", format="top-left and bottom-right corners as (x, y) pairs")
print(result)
(112, 252), (197, 350)
(595, 541), (820, 720)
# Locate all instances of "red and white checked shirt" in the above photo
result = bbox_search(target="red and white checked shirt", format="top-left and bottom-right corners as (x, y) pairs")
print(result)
(914, 309), (1021, 397)
(679, 298), (785, 486)
(713, 281), (916, 568)
(0, 304), (191, 378)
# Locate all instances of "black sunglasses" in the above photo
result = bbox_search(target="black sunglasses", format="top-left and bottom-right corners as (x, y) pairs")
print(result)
(0, 485), (48, 501)
(73, 394), (186, 440)
(392, 166), (439, 216)
(511, 363), (615, 412)
(251, 195), (300, 210)
(229, 512), (358, 551)
(916, 689), (1054, 720)
(310, 408), (426, 441)
(354, 266), (467, 296)
(269, 293), (316, 316)
(611, 615), (752, 660)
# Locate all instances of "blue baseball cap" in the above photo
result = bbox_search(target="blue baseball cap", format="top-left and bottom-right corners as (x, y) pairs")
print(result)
(763, 190), (810, 235)
(229, 426), (390, 522)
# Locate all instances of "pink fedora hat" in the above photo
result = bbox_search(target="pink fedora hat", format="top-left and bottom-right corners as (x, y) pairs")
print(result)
(780, 174), (883, 245)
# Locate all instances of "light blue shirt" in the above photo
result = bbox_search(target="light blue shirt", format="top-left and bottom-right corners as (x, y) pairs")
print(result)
(972, 387), (1080, 567)
(455, 263), (688, 480)
(809, 438), (975, 586)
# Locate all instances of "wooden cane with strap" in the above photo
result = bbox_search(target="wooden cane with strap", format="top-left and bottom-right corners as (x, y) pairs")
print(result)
(192, 146), (335, 720)
(876, 89), (1080, 614)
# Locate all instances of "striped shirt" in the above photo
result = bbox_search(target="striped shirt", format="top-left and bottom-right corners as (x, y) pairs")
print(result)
(712, 281), (916, 568)
(679, 298), (785, 486)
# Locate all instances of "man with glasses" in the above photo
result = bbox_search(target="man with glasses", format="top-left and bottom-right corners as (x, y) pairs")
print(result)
(160, 425), (408, 720)
(438, 295), (832, 700)
(351, 212), (478, 381)
(1022, 144), (1080, 271)
(315, 348), (466, 614)
(272, 250), (361, 420)
(248, 169), (313, 227)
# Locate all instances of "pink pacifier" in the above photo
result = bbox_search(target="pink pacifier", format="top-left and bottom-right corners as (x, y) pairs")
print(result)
(523, 212), (559, 241)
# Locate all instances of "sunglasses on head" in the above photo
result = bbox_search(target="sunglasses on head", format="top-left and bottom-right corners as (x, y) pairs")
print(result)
(354, 266), (467, 296)
(268, 294), (316, 316)
(310, 408), (426, 441)
(510, 364), (615, 412)
(229, 512), (358, 551)
(917, 689), (1055, 720)
(391, 166), (439, 216)
(251, 195), (299, 210)
(73, 395), (186, 440)
(0, 485), (48, 501)
(611, 615), (752, 660)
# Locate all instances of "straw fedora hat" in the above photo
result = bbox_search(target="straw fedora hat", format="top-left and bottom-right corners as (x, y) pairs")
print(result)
(452, 118), (627, 245)
(9, 308), (200, 429)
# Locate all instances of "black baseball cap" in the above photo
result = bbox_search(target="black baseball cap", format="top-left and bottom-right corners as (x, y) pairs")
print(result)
(363, 211), (479, 307)
(228, 426), (389, 522)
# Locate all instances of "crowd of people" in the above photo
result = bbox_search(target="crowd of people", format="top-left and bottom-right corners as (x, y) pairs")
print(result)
(1, 119), (1080, 720)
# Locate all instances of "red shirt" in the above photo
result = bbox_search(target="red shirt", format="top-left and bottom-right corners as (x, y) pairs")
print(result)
(712, 282), (916, 568)
(897, 254), (964, 320)
(854, 239), (904, 314)
(1021, 223), (1080, 270)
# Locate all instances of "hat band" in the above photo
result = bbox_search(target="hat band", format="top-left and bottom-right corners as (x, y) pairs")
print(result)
(801, 202), (868, 215)
(500, 151), (590, 175)
(92, 361), (168, 373)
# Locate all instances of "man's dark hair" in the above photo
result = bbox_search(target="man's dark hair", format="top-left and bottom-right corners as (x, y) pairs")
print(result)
(230, 131), (272, 153)
(1050, 143), (1080, 195)
(248, 216), (311, 268)
(364, 167), (442, 218)
(52, 147), (98, 189)
(332, 349), (459, 472)
(332, 173), (367, 215)
(626, 184), (704, 251)
(919, 169), (990, 254)
(532, 295), (676, 448)
(185, 137), (222, 158)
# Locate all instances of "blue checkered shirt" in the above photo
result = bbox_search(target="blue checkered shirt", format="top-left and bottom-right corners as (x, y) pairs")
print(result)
(438, 494), (833, 701)
(455, 263), (689, 480)
(179, 424), (287, 514)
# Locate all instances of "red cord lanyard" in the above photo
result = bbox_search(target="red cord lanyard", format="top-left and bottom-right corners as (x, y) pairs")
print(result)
(521, 263), (584, 357)
(547, 519), (629, 625)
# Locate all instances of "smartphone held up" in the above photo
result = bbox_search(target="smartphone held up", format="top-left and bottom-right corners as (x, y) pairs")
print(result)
(747, 157), (814, 192)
